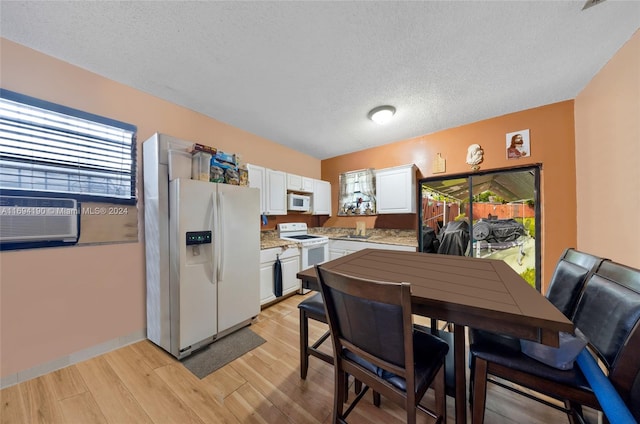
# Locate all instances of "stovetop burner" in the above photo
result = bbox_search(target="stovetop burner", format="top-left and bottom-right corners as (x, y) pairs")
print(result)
(287, 234), (322, 240)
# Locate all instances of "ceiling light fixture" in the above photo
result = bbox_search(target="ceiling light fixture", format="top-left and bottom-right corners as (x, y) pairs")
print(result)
(367, 105), (396, 125)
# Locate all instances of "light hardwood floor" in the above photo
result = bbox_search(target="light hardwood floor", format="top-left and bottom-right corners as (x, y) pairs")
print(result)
(1, 293), (591, 424)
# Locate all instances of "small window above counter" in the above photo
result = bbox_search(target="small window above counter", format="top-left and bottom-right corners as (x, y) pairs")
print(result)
(338, 168), (376, 216)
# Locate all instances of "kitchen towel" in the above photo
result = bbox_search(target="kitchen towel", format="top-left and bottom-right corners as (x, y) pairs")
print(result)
(274, 255), (283, 297)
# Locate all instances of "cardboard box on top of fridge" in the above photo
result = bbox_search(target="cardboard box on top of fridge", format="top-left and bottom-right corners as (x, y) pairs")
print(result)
(190, 143), (217, 156)
(168, 149), (192, 181)
(214, 151), (237, 166)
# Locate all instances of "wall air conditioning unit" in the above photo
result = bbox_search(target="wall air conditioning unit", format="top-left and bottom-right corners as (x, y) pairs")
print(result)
(0, 196), (79, 243)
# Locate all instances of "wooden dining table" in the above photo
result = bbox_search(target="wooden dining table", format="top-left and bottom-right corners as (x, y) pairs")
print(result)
(296, 248), (574, 424)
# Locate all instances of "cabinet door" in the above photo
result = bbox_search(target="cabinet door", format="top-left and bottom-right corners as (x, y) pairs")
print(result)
(329, 248), (346, 260)
(265, 169), (287, 215)
(375, 164), (416, 214)
(287, 173), (314, 193)
(301, 177), (314, 193)
(313, 179), (332, 215)
(247, 164), (266, 215)
(287, 173), (303, 191)
(366, 242), (416, 252)
(259, 259), (276, 305)
(330, 239), (416, 257)
(280, 255), (301, 295)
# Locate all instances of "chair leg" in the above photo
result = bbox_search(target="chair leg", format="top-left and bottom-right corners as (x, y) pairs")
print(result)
(468, 355), (475, 406)
(354, 378), (362, 394)
(472, 357), (489, 424)
(334, 368), (347, 423)
(299, 310), (309, 379)
(373, 391), (381, 407)
(408, 399), (417, 424)
(433, 366), (446, 422)
(564, 400), (584, 424)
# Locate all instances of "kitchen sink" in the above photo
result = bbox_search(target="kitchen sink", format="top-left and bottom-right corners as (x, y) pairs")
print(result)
(342, 234), (371, 239)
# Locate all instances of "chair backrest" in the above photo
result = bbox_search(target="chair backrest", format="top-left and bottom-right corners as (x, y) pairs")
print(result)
(545, 248), (605, 318)
(572, 260), (640, 401)
(315, 265), (414, 384)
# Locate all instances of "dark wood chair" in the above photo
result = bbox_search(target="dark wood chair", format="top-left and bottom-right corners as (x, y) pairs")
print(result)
(316, 264), (449, 424)
(298, 292), (333, 379)
(298, 293), (363, 397)
(470, 259), (640, 424)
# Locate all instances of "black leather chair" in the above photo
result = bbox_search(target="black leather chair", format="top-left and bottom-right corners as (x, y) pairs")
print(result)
(470, 248), (605, 362)
(316, 264), (449, 424)
(298, 293), (363, 398)
(470, 259), (640, 424)
(469, 248), (605, 401)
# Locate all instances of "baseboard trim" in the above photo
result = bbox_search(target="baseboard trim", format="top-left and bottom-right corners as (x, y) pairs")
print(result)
(1, 328), (146, 390)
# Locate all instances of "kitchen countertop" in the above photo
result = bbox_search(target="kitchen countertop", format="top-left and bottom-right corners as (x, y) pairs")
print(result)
(260, 227), (418, 250)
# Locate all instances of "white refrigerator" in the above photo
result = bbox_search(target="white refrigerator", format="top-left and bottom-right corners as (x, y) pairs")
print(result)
(143, 133), (260, 359)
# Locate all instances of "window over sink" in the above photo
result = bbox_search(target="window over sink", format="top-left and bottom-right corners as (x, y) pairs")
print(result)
(338, 168), (376, 216)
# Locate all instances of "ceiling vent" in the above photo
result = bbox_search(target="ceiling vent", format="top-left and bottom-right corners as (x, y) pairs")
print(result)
(582, 0), (606, 11)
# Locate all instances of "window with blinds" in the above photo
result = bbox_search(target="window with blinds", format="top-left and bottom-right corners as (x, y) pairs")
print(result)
(0, 89), (137, 203)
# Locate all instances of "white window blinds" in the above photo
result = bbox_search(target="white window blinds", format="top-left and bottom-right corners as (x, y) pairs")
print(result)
(0, 89), (136, 202)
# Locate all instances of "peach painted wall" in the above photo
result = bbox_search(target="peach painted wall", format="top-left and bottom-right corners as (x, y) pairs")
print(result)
(322, 101), (578, 289)
(575, 30), (640, 269)
(0, 39), (320, 377)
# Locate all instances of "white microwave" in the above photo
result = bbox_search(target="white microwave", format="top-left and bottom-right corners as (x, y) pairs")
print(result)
(287, 193), (311, 212)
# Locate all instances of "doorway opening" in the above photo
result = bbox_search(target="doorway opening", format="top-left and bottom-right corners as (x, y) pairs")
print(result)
(418, 165), (541, 291)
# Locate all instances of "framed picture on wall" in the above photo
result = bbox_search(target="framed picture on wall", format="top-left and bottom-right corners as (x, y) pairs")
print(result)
(506, 129), (530, 159)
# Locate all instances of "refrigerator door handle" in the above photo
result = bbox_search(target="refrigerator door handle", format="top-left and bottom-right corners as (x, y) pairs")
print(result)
(217, 191), (225, 281)
(211, 192), (218, 285)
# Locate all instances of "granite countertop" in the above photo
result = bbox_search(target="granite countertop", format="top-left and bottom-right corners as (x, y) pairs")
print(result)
(260, 227), (418, 250)
(260, 232), (300, 249)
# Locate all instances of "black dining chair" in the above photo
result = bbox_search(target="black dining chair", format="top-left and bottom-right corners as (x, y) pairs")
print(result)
(299, 292), (333, 379)
(298, 292), (364, 398)
(468, 248), (606, 394)
(316, 264), (449, 424)
(469, 247), (605, 356)
(470, 259), (640, 424)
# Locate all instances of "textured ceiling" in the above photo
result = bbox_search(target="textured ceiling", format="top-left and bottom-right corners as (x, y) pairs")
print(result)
(1, 1), (638, 160)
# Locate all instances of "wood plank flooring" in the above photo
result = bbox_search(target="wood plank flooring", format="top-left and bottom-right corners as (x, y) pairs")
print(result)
(1, 293), (594, 424)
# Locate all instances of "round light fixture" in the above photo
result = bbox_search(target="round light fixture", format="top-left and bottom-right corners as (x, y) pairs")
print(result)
(367, 105), (396, 125)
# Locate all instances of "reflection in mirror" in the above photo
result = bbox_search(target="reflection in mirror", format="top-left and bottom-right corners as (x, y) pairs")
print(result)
(338, 169), (376, 216)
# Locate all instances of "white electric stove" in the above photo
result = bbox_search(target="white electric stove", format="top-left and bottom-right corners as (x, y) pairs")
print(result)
(278, 223), (329, 293)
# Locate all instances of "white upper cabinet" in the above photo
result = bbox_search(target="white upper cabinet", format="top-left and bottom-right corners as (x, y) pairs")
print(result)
(265, 169), (287, 215)
(247, 164), (287, 215)
(313, 179), (331, 216)
(375, 164), (417, 214)
(247, 164), (266, 215)
(286, 173), (314, 193)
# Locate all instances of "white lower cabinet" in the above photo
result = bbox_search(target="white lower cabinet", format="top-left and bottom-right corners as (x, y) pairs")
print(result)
(260, 246), (301, 305)
(329, 239), (416, 260)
